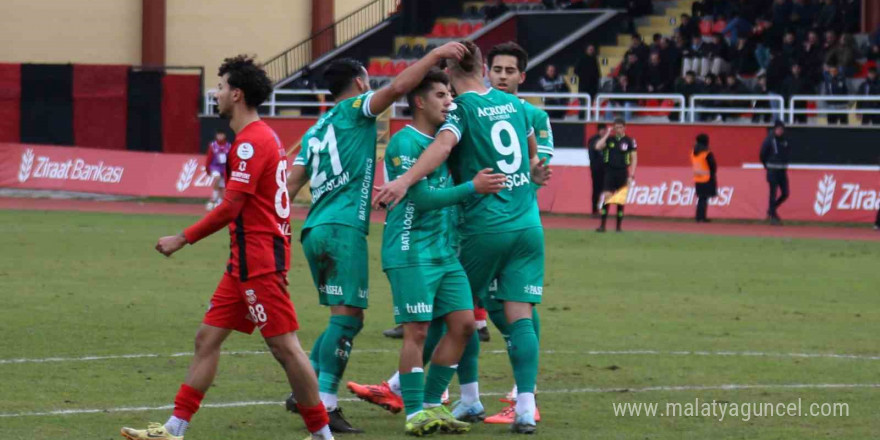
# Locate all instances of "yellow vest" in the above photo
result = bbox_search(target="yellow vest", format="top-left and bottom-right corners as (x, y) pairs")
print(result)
(692, 151), (710, 183)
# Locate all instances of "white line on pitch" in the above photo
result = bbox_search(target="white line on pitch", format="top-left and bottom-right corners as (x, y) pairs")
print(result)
(2, 348), (880, 366)
(1, 383), (878, 418)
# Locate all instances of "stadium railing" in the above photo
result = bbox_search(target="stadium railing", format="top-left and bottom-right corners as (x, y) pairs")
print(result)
(690, 94), (786, 123)
(204, 89), (880, 126)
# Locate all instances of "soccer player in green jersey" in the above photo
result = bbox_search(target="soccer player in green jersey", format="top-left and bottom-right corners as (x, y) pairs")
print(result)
(285, 43), (468, 433)
(373, 40), (551, 435)
(382, 68), (506, 435)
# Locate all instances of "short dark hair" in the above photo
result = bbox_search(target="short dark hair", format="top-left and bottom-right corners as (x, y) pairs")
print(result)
(613, 117), (626, 126)
(597, 123), (607, 130)
(406, 68), (449, 111)
(632, 33), (642, 41)
(685, 70), (697, 76)
(323, 58), (366, 99)
(487, 41), (528, 72)
(696, 133), (709, 145)
(218, 55), (273, 108)
(450, 40), (482, 75)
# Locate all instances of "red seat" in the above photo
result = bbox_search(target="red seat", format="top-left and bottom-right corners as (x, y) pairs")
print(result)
(659, 99), (675, 117)
(367, 59), (383, 76)
(379, 61), (394, 77)
(473, 22), (484, 32)
(855, 60), (876, 78)
(445, 22), (461, 37)
(460, 22), (474, 36)
(428, 22), (444, 37)
(699, 20), (712, 36)
(711, 20), (727, 34)
(392, 61), (408, 76)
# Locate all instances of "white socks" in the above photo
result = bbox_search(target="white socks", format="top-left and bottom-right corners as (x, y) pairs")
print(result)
(476, 320), (487, 329)
(460, 382), (480, 405)
(515, 392), (536, 417)
(387, 370), (402, 397)
(311, 425), (333, 439)
(164, 416), (189, 437)
(319, 392), (338, 411)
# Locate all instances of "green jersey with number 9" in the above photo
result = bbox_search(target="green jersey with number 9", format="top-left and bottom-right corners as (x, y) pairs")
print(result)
(294, 91), (378, 237)
(440, 88), (541, 236)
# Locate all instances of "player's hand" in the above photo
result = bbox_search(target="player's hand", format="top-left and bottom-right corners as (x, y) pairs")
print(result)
(431, 42), (469, 61)
(156, 233), (187, 257)
(531, 158), (553, 186)
(373, 178), (411, 210)
(472, 168), (507, 194)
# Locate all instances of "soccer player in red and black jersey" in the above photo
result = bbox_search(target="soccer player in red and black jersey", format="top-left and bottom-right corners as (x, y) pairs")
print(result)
(120, 55), (334, 440)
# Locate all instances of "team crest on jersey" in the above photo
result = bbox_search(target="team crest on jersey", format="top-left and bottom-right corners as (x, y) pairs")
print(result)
(245, 289), (257, 304)
(237, 143), (254, 160)
(353, 98), (362, 109)
(539, 130), (549, 138)
(392, 157), (401, 167)
(621, 142), (629, 151)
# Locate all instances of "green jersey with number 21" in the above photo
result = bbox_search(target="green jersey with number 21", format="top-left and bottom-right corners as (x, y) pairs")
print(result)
(440, 88), (540, 236)
(294, 91), (377, 236)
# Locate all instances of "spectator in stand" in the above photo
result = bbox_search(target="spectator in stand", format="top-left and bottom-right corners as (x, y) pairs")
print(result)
(826, 33), (860, 77)
(722, 74), (749, 120)
(771, 0), (792, 29)
(867, 44), (880, 62)
(622, 53), (645, 90)
(731, 37), (760, 76)
(822, 63), (850, 124)
(484, 0), (509, 22)
(781, 30), (801, 64)
(672, 70), (702, 121)
(683, 35), (710, 77)
(857, 67), (880, 125)
(700, 73), (722, 121)
(816, 0), (839, 31)
(823, 29), (838, 54)
(790, 0), (816, 35)
(722, 11), (753, 46)
(707, 33), (731, 74)
(841, 0), (860, 34)
(609, 74), (638, 121)
(802, 30), (826, 84)
(679, 14), (700, 42)
(766, 48), (791, 95)
(539, 64), (567, 119)
(575, 44), (601, 99)
(750, 20), (772, 70)
(645, 52), (672, 93)
(782, 64), (816, 123)
(626, 34), (651, 70)
(651, 33), (664, 53)
(670, 34), (686, 77)
(752, 74), (775, 123)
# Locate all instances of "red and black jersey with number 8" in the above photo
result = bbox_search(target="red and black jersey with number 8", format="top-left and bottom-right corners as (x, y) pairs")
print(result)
(224, 120), (291, 280)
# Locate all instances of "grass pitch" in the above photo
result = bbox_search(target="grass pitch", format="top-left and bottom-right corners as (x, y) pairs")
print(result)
(1, 209), (878, 439)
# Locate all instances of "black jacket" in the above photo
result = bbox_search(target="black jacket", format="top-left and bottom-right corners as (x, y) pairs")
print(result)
(575, 55), (601, 96)
(587, 134), (604, 169)
(760, 134), (791, 169)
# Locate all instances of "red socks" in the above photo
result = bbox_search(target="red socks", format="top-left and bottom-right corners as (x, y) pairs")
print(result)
(296, 402), (330, 433)
(474, 307), (488, 321)
(172, 384), (205, 422)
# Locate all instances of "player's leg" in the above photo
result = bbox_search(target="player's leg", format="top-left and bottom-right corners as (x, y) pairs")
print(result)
(121, 275), (247, 440)
(473, 306), (490, 341)
(616, 203), (625, 232)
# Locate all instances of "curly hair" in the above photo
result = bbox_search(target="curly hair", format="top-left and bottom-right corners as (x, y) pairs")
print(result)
(487, 41), (528, 72)
(218, 55), (273, 108)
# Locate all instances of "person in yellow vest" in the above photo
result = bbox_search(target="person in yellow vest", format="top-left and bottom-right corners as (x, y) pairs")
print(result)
(692, 133), (717, 223)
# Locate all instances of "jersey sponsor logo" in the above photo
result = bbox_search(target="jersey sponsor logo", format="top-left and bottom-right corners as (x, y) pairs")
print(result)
(392, 157), (401, 167)
(310, 171), (351, 202)
(320, 284), (344, 296)
(177, 159), (217, 192)
(405, 302), (433, 314)
(523, 285), (543, 296)
(358, 158), (374, 221)
(626, 180), (735, 207)
(400, 201), (415, 251)
(230, 170), (251, 184)
(237, 143), (254, 160)
(477, 103), (518, 121)
(19, 148), (125, 184)
(812, 174), (879, 217)
(393, 306), (400, 316)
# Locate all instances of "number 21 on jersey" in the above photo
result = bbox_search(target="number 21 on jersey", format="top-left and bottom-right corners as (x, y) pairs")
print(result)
(307, 124), (343, 187)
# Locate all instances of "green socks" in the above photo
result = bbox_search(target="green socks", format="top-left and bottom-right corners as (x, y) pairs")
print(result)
(400, 369), (425, 417)
(317, 315), (363, 394)
(424, 364), (457, 405)
(508, 318), (539, 394)
(457, 330), (480, 385)
(309, 330), (325, 374)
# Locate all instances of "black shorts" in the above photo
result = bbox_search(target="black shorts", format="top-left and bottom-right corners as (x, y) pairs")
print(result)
(603, 168), (629, 192)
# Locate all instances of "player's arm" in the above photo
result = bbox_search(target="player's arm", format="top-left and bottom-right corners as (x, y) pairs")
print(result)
(372, 130), (459, 209)
(628, 152), (638, 181)
(367, 42), (468, 116)
(409, 168), (506, 211)
(156, 190), (248, 257)
(286, 164), (309, 199)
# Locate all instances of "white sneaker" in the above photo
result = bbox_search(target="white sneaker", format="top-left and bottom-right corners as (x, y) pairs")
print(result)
(450, 399), (486, 423)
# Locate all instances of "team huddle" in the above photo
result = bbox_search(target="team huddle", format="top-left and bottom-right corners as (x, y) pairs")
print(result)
(121, 39), (553, 440)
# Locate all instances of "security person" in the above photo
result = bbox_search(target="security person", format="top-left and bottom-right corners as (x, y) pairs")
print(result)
(595, 118), (638, 232)
(760, 120), (791, 226)
(587, 123), (608, 216)
(692, 133), (717, 223)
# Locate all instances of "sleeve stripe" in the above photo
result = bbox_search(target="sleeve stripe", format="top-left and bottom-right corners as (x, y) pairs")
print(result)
(362, 92), (376, 118)
(439, 124), (461, 142)
(293, 158), (306, 165)
(527, 127), (535, 137)
(537, 147), (554, 153)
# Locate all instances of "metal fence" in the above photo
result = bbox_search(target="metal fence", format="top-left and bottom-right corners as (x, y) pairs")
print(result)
(204, 89), (880, 125)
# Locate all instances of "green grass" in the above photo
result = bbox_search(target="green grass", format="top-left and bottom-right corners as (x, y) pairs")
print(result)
(0, 210), (878, 439)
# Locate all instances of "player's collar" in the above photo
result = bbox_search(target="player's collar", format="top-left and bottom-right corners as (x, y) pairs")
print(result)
(459, 87), (493, 97)
(406, 124), (435, 140)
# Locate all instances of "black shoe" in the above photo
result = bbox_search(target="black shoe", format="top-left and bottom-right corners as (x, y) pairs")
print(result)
(615, 227), (623, 232)
(285, 392), (298, 413)
(595, 226), (606, 233)
(478, 326), (490, 342)
(328, 407), (364, 433)
(382, 324), (404, 339)
(770, 217), (783, 226)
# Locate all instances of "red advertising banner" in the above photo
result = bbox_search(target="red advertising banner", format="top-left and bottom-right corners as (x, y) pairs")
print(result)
(0, 143), (216, 198)
(541, 166), (880, 223)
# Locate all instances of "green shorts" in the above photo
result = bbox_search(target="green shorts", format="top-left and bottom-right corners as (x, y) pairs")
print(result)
(385, 262), (473, 324)
(458, 227), (545, 313)
(301, 224), (369, 309)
